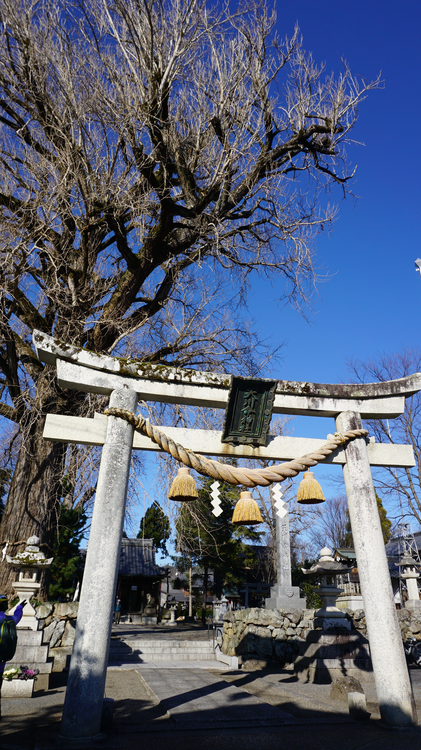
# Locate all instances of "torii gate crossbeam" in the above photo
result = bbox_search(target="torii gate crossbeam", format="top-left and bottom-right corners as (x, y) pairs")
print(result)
(32, 331), (420, 736)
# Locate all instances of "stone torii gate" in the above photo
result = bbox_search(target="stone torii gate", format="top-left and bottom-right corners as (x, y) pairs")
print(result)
(33, 330), (421, 737)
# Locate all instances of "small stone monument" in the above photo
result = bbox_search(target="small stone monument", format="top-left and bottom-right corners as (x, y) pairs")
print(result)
(142, 593), (158, 625)
(213, 595), (229, 624)
(302, 547), (353, 630)
(399, 553), (421, 611)
(6, 536), (53, 630)
(266, 486), (306, 610)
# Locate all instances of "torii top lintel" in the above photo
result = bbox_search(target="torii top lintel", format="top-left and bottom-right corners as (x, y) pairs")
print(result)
(33, 330), (421, 417)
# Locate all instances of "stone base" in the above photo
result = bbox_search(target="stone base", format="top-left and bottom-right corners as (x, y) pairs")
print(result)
(34, 673), (50, 691)
(294, 628), (372, 685)
(142, 616), (158, 625)
(314, 617), (351, 631)
(337, 594), (364, 611)
(49, 646), (73, 672)
(122, 613), (158, 625)
(7, 627), (53, 690)
(405, 599), (421, 611)
(265, 585), (306, 610)
(1, 678), (35, 697)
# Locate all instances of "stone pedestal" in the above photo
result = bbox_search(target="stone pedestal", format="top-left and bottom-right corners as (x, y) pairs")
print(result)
(400, 555), (421, 609)
(11, 572), (40, 631)
(337, 594), (364, 611)
(2, 629), (53, 693)
(265, 585), (306, 610)
(142, 615), (158, 625)
(294, 628), (372, 684)
(405, 599), (421, 611)
(1, 678), (35, 698)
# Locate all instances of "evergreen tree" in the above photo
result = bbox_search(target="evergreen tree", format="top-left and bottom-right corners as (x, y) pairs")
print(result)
(344, 491), (392, 547)
(137, 504), (171, 556)
(175, 477), (262, 623)
(48, 506), (87, 601)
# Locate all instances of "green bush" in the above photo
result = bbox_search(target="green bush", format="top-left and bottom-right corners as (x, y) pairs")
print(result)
(300, 582), (323, 609)
(197, 607), (212, 620)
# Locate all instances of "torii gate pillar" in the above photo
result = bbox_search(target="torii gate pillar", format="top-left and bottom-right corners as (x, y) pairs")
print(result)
(60, 387), (137, 739)
(337, 411), (417, 727)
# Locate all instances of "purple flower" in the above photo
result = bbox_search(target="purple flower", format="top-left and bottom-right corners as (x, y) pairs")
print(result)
(18, 666), (39, 680)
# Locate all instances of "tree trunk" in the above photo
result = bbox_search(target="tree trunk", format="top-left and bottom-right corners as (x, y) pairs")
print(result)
(0, 371), (84, 600)
(0, 415), (65, 599)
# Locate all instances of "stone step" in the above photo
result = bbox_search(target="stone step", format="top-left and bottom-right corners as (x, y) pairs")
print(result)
(136, 648), (213, 655)
(108, 636), (217, 664)
(108, 653), (217, 663)
(111, 643), (213, 651)
(15, 630), (44, 646)
(123, 641), (213, 649)
(13, 644), (50, 662)
(124, 637), (212, 648)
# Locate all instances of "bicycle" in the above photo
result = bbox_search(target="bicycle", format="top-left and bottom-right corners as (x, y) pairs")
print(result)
(404, 637), (421, 668)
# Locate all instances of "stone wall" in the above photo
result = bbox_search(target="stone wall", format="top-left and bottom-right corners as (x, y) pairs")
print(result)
(36, 602), (79, 671)
(221, 607), (421, 669)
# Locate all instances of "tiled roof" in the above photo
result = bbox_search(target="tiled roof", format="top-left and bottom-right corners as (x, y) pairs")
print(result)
(118, 538), (166, 578)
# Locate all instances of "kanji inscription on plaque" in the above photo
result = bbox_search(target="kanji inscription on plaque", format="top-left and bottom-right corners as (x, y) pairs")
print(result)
(221, 377), (277, 446)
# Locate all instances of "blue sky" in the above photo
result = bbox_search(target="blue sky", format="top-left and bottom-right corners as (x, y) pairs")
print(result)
(251, 0), (420, 388)
(236, 0), (421, 536)
(135, 1), (421, 552)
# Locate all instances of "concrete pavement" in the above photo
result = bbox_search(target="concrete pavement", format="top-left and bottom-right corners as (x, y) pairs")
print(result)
(1, 623), (421, 749)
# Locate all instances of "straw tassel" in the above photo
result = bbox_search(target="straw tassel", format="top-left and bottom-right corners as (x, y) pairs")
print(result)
(231, 491), (263, 525)
(296, 471), (325, 505)
(168, 467), (198, 502)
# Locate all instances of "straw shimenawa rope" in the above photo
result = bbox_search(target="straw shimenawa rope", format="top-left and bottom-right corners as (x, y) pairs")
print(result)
(104, 407), (368, 488)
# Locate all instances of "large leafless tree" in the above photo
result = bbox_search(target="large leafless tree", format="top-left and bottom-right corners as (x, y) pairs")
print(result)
(0, 0), (379, 595)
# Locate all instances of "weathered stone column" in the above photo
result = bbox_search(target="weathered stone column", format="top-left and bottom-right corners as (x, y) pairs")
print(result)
(60, 387), (137, 739)
(266, 492), (306, 610)
(336, 411), (417, 727)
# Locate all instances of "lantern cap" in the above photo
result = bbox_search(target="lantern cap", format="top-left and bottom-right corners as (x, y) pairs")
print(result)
(231, 490), (263, 525)
(296, 471), (325, 505)
(301, 548), (353, 576)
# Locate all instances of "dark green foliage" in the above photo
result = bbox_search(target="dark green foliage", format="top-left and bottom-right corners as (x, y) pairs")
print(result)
(291, 558), (323, 609)
(137, 503), (171, 555)
(344, 491), (391, 547)
(300, 581), (323, 609)
(376, 492), (392, 543)
(48, 506), (87, 601)
(175, 476), (262, 599)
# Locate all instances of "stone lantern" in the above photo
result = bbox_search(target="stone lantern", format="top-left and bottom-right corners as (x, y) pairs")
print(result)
(6, 536), (53, 630)
(399, 553), (421, 611)
(302, 547), (353, 630)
